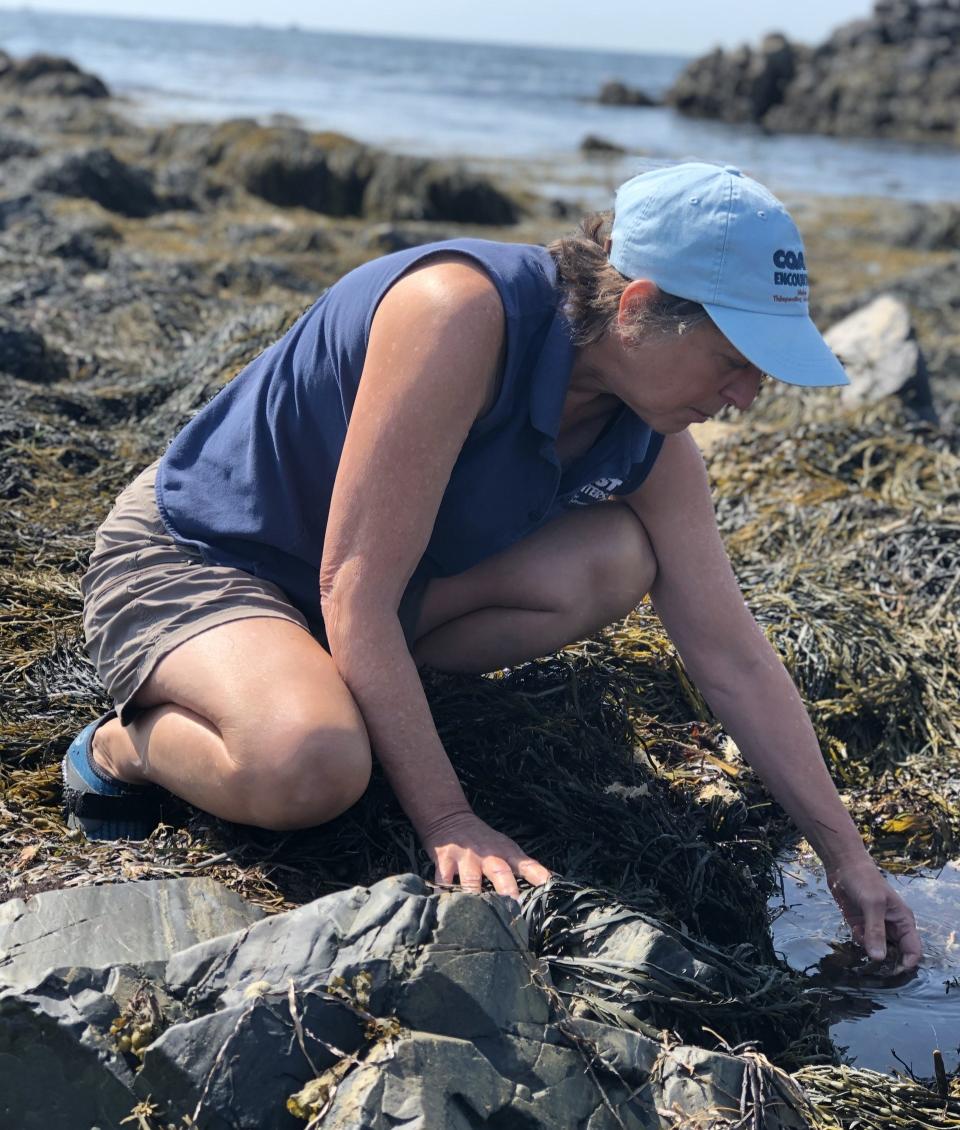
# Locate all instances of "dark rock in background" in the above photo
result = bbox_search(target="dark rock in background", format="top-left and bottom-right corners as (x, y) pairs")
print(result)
(596, 79), (658, 106)
(881, 200), (960, 250)
(668, 33), (805, 125)
(147, 118), (520, 224)
(0, 131), (39, 161)
(0, 313), (69, 383)
(32, 147), (159, 217)
(580, 133), (627, 155)
(666, 0), (960, 144)
(0, 52), (109, 99)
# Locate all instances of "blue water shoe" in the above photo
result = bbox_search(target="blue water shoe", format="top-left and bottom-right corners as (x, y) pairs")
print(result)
(61, 711), (162, 840)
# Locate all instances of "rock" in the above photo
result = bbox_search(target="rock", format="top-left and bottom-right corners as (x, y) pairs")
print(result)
(359, 223), (446, 253)
(596, 80), (658, 106)
(0, 878), (265, 989)
(667, 32), (806, 124)
(0, 52), (109, 98)
(222, 126), (373, 215)
(825, 294), (937, 421)
(210, 257), (318, 295)
(32, 147), (160, 217)
(143, 119), (519, 225)
(0, 314), (69, 383)
(0, 131), (39, 161)
(0, 967), (141, 1130)
(880, 200), (960, 250)
(580, 133), (626, 155)
(667, 1), (960, 144)
(361, 154), (519, 225)
(0, 875), (810, 1130)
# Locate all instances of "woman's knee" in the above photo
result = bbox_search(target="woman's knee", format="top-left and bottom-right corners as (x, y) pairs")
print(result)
(562, 504), (657, 620)
(228, 716), (372, 831)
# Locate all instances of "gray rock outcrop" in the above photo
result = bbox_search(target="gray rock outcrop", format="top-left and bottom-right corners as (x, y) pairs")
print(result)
(0, 875), (811, 1130)
(0, 877), (265, 989)
(666, 0), (960, 144)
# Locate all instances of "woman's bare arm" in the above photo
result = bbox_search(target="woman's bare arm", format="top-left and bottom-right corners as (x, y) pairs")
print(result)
(319, 255), (551, 897)
(626, 431), (921, 970)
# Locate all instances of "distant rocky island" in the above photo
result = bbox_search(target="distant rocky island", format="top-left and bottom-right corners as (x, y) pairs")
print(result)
(665, 0), (959, 145)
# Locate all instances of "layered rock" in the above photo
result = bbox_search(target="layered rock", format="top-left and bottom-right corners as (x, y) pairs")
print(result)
(0, 876), (812, 1130)
(666, 0), (960, 144)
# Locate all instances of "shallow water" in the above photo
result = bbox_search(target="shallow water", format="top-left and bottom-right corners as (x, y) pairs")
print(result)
(771, 858), (960, 1076)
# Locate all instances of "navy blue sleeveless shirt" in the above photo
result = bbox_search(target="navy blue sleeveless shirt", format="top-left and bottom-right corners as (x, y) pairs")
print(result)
(156, 238), (664, 625)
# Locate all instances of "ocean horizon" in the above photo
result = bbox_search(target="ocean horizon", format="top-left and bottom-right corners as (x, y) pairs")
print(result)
(2, 7), (959, 203)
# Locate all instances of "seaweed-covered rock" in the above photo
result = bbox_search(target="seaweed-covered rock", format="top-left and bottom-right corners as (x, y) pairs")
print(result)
(32, 147), (159, 217)
(0, 131), (39, 161)
(157, 119), (520, 225)
(0, 313), (69, 383)
(361, 154), (519, 225)
(0, 52), (109, 99)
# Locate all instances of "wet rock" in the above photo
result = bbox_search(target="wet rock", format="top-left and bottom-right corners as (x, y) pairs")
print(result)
(32, 147), (159, 217)
(0, 878), (265, 989)
(667, 1), (960, 144)
(596, 79), (658, 106)
(825, 294), (937, 421)
(580, 133), (626, 154)
(0, 52), (109, 99)
(0, 314), (69, 383)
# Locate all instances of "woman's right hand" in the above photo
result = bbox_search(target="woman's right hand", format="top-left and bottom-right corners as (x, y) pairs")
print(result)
(420, 810), (553, 900)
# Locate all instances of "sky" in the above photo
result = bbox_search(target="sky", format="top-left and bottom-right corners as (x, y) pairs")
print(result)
(0, 0), (876, 55)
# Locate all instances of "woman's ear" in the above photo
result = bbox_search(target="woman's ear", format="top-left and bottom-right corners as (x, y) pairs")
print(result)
(618, 278), (660, 325)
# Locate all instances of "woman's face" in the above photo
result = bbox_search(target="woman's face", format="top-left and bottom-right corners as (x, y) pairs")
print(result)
(608, 317), (765, 435)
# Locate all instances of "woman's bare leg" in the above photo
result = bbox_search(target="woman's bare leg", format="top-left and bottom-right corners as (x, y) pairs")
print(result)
(412, 502), (657, 673)
(91, 618), (371, 830)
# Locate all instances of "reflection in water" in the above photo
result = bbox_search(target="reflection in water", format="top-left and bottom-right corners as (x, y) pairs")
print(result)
(771, 858), (960, 1076)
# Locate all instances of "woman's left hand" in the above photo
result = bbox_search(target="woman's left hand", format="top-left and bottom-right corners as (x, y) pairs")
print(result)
(826, 854), (923, 974)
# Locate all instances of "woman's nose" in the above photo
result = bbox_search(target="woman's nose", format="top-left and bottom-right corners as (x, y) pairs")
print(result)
(723, 369), (764, 411)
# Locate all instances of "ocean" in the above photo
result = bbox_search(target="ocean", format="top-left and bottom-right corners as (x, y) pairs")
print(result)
(1, 7), (959, 204)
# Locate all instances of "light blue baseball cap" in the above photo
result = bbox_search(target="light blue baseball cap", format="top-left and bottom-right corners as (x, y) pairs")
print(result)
(609, 162), (849, 387)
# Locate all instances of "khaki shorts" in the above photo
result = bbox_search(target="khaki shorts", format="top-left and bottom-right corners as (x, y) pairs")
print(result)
(81, 461), (424, 725)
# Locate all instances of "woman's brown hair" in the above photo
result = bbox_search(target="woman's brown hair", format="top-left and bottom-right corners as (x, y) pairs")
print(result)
(548, 211), (708, 347)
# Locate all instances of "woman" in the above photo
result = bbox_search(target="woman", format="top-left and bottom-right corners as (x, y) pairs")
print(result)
(64, 162), (922, 972)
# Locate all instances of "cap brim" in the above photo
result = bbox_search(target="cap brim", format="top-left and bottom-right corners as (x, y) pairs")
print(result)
(703, 303), (850, 388)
